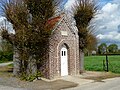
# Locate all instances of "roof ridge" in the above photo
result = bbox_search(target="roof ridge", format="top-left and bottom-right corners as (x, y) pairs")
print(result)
(51, 15), (65, 34)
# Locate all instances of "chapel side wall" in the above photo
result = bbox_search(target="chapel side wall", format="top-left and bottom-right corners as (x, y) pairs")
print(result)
(41, 51), (50, 79)
(49, 38), (59, 79)
(76, 34), (80, 75)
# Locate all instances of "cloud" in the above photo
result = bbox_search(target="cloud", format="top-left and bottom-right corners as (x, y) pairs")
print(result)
(118, 25), (120, 33)
(65, 0), (120, 48)
(64, 0), (76, 10)
(0, 17), (14, 34)
(0, 17), (5, 22)
(64, 0), (75, 8)
(101, 3), (118, 13)
(97, 32), (120, 43)
(94, 0), (120, 48)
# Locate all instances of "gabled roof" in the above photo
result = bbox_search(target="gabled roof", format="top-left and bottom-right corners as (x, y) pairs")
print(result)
(46, 13), (78, 35)
(46, 16), (61, 30)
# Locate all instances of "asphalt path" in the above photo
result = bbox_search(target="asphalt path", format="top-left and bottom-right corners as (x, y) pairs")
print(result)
(0, 76), (120, 90)
(0, 62), (13, 67)
(0, 63), (120, 90)
(63, 77), (120, 90)
(0, 85), (27, 90)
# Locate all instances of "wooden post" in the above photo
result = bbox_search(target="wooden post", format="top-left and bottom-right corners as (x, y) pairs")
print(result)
(106, 54), (109, 72)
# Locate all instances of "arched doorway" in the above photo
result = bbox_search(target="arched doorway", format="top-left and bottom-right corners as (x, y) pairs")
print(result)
(60, 46), (68, 76)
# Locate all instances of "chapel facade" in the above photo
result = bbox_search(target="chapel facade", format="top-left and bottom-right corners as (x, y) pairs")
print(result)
(44, 13), (80, 79)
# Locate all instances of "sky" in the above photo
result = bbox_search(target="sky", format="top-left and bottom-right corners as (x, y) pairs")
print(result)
(93, 0), (120, 48)
(64, 0), (120, 48)
(0, 0), (120, 48)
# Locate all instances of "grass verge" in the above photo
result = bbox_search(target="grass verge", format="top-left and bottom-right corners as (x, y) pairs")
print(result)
(85, 55), (120, 73)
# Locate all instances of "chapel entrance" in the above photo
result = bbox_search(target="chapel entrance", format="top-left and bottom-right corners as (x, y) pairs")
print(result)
(61, 47), (68, 76)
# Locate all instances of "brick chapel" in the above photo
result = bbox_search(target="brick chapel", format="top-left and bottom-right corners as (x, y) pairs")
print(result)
(13, 13), (83, 79)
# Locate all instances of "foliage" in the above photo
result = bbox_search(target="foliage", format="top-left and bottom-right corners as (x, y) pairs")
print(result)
(0, 39), (13, 52)
(108, 44), (118, 53)
(73, 0), (98, 51)
(98, 43), (107, 54)
(118, 49), (120, 53)
(85, 34), (97, 55)
(20, 71), (42, 82)
(0, 51), (13, 62)
(0, 40), (13, 62)
(0, 0), (56, 80)
(85, 55), (120, 73)
(98, 43), (119, 54)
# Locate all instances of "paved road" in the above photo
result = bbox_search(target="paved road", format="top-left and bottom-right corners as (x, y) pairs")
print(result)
(62, 77), (120, 90)
(0, 85), (27, 90)
(0, 74), (120, 90)
(0, 62), (13, 67)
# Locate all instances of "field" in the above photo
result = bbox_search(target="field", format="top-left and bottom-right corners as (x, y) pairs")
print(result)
(84, 55), (120, 73)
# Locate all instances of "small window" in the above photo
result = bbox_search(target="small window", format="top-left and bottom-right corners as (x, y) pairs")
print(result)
(62, 51), (64, 56)
(64, 51), (66, 56)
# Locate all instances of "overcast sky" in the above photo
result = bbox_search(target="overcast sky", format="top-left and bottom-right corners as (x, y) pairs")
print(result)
(94, 0), (120, 48)
(64, 0), (120, 48)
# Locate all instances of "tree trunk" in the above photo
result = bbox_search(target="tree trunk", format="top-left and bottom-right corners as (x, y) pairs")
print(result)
(13, 47), (21, 76)
(27, 56), (37, 75)
(80, 50), (84, 73)
(13, 47), (37, 76)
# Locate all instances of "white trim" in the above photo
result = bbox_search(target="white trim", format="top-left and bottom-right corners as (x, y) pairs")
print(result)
(56, 39), (65, 74)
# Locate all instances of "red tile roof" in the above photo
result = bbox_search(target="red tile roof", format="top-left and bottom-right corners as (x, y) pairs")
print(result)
(46, 16), (61, 30)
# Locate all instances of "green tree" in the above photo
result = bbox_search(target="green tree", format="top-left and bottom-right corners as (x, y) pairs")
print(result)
(118, 49), (120, 54)
(108, 44), (118, 53)
(0, 39), (13, 52)
(98, 43), (107, 54)
(0, 39), (13, 62)
(1, 0), (57, 79)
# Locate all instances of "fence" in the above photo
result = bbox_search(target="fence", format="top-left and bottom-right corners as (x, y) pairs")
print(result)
(102, 54), (120, 73)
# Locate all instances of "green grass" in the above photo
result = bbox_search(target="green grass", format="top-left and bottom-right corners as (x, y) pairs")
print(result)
(0, 60), (10, 63)
(0, 60), (13, 63)
(85, 55), (120, 73)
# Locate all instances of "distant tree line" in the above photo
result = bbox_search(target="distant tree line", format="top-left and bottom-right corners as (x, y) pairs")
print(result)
(98, 43), (119, 55)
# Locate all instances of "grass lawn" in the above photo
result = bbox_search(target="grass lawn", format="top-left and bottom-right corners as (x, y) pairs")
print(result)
(85, 55), (120, 74)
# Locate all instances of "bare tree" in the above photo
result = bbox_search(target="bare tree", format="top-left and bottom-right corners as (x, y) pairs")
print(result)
(73, 0), (98, 51)
(73, 0), (98, 72)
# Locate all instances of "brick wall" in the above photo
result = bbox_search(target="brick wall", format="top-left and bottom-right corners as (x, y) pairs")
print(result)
(46, 14), (80, 79)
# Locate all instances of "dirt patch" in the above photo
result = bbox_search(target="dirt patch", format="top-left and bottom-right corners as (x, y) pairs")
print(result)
(81, 71), (120, 82)
(0, 66), (13, 78)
